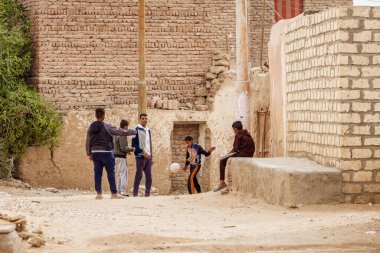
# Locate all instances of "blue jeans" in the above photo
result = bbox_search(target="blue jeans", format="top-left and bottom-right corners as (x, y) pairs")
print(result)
(92, 152), (117, 194)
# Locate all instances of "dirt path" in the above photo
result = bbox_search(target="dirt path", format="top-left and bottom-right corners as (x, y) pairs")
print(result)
(0, 185), (379, 253)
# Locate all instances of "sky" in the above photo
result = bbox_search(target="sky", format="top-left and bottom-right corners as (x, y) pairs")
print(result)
(353, 0), (380, 6)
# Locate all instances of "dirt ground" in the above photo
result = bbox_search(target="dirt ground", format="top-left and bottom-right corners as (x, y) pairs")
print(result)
(0, 182), (380, 253)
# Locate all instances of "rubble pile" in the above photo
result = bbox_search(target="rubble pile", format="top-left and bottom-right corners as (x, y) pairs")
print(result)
(0, 213), (45, 250)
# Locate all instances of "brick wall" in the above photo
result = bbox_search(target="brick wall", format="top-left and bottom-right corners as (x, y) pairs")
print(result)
(285, 7), (380, 203)
(170, 124), (200, 194)
(21, 0), (236, 110)
(20, 0), (353, 110)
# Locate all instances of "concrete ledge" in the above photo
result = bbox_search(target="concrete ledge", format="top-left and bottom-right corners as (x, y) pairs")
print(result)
(228, 157), (343, 205)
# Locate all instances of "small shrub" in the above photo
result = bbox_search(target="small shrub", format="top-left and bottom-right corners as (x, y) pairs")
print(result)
(0, 0), (62, 178)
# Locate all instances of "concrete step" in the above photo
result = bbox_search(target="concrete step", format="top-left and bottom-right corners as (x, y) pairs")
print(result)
(228, 157), (343, 205)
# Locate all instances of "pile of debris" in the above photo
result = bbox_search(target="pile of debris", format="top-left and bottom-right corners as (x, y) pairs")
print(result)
(203, 50), (231, 110)
(0, 213), (45, 251)
(147, 97), (180, 110)
(147, 50), (231, 112)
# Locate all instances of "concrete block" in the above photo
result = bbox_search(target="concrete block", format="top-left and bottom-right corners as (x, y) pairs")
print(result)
(228, 158), (343, 205)
(0, 224), (22, 253)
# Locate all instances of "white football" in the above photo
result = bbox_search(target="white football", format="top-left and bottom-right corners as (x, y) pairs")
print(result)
(170, 163), (181, 173)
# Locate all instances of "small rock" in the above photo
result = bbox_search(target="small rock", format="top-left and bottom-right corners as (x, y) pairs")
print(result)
(155, 99), (163, 109)
(210, 66), (227, 74)
(195, 87), (208, 97)
(185, 103), (193, 110)
(214, 59), (230, 67)
(45, 188), (59, 193)
(33, 228), (43, 235)
(195, 105), (208, 111)
(195, 97), (206, 106)
(28, 235), (45, 248)
(205, 72), (217, 80)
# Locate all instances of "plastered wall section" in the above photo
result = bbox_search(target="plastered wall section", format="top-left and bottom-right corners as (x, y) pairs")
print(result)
(17, 74), (238, 195)
(285, 7), (380, 203)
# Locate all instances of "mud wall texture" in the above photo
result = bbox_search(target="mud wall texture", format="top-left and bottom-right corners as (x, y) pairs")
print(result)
(19, 0), (353, 111)
(20, 0), (235, 110)
(285, 7), (380, 203)
(17, 76), (238, 195)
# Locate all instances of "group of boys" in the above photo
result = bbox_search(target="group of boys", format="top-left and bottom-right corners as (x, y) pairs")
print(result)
(86, 108), (255, 199)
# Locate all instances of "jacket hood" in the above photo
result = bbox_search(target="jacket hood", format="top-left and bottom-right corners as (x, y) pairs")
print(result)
(237, 129), (251, 136)
(90, 121), (104, 134)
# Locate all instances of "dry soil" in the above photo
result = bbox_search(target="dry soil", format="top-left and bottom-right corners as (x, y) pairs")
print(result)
(0, 183), (379, 253)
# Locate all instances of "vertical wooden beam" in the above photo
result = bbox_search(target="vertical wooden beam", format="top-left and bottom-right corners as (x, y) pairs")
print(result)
(259, 0), (267, 67)
(138, 0), (147, 117)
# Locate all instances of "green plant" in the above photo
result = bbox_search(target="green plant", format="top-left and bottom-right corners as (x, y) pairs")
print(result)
(0, 0), (62, 178)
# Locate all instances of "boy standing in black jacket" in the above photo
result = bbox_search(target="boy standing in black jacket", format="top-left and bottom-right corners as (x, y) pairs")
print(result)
(182, 136), (215, 194)
(86, 108), (136, 200)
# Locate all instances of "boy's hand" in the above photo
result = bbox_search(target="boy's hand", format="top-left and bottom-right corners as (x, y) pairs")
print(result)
(182, 166), (188, 171)
(88, 155), (93, 161)
(209, 147), (216, 153)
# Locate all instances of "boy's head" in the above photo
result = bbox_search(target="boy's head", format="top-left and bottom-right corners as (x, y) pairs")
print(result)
(232, 121), (243, 134)
(95, 108), (105, 121)
(120, 119), (129, 130)
(139, 113), (148, 127)
(184, 135), (194, 147)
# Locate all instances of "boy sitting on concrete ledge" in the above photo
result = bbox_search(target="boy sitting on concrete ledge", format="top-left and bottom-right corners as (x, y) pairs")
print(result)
(214, 121), (255, 192)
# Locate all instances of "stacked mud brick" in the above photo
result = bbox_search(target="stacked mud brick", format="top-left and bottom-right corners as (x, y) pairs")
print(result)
(20, 0), (236, 111)
(19, 0), (353, 111)
(285, 7), (380, 203)
(170, 124), (200, 194)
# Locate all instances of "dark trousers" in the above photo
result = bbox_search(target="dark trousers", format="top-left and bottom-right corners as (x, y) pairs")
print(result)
(219, 153), (239, 181)
(92, 152), (117, 194)
(188, 164), (201, 194)
(133, 157), (152, 197)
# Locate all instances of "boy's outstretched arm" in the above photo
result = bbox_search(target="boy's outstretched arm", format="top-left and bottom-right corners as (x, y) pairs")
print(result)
(199, 145), (216, 157)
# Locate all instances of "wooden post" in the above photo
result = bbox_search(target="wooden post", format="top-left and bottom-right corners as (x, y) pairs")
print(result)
(236, 0), (250, 130)
(259, 0), (267, 67)
(138, 0), (147, 117)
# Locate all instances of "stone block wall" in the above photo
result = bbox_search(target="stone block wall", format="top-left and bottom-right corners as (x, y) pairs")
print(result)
(285, 7), (380, 203)
(249, 0), (351, 67)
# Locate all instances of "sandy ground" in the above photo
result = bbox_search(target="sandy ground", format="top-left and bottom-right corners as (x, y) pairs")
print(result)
(0, 183), (380, 253)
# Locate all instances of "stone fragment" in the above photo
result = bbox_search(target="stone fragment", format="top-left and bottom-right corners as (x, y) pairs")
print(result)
(195, 97), (206, 105)
(162, 99), (168, 110)
(155, 99), (163, 109)
(206, 80), (211, 89)
(28, 235), (45, 248)
(214, 60), (230, 67)
(195, 105), (208, 111)
(210, 66), (227, 74)
(195, 87), (208, 97)
(205, 72), (217, 80)
(185, 103), (193, 110)
(45, 188), (59, 193)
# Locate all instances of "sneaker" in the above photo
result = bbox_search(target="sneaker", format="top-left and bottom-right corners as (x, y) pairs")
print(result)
(121, 193), (129, 197)
(111, 194), (124, 199)
(213, 184), (227, 192)
(95, 194), (103, 200)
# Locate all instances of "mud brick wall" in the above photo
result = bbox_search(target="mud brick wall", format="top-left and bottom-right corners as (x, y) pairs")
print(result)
(20, 0), (353, 110)
(285, 7), (380, 203)
(170, 124), (200, 194)
(21, 0), (235, 110)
